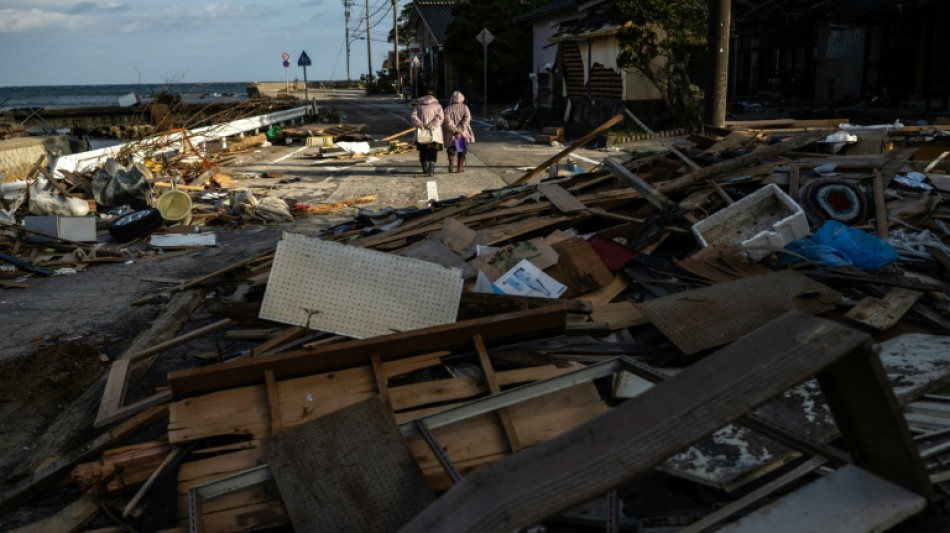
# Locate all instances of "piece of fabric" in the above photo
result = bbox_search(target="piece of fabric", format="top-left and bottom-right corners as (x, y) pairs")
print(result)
(800, 178), (870, 226)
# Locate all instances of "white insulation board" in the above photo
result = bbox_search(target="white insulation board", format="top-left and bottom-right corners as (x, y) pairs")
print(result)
(260, 232), (463, 339)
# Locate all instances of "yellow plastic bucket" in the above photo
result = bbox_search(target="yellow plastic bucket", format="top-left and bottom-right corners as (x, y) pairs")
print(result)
(156, 189), (192, 225)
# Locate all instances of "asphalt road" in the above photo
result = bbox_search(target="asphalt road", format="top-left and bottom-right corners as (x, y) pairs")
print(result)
(223, 90), (629, 211)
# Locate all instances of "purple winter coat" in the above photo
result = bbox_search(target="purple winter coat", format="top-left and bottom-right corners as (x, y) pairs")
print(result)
(443, 91), (475, 145)
(410, 95), (445, 145)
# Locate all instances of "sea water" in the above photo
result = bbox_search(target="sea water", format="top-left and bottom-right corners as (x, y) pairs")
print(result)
(0, 82), (250, 109)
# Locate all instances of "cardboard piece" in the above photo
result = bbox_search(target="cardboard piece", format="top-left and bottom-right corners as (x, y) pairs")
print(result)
(495, 259), (566, 299)
(477, 238), (560, 281)
(546, 237), (615, 296)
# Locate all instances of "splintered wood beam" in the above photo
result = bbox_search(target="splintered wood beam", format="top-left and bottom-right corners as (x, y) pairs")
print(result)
(169, 305), (569, 398)
(473, 334), (522, 453)
(370, 352), (392, 409)
(95, 319), (232, 428)
(624, 109), (701, 171)
(0, 405), (168, 514)
(538, 183), (588, 214)
(265, 369), (283, 435)
(656, 130), (827, 195)
(381, 126), (416, 141)
(508, 114), (624, 185)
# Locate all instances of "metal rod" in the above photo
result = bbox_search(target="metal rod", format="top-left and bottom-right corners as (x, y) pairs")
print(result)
(416, 419), (462, 484)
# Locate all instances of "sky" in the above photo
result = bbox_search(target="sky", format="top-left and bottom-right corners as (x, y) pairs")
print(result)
(0, 0), (398, 86)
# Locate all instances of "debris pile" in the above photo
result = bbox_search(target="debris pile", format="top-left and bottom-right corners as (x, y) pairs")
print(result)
(2, 112), (950, 532)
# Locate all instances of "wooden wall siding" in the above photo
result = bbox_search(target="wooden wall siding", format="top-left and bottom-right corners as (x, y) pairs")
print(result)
(561, 42), (623, 100)
(562, 42), (587, 98)
(591, 64), (623, 100)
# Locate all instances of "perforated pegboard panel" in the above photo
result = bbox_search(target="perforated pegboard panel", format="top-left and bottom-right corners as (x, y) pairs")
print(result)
(260, 232), (463, 339)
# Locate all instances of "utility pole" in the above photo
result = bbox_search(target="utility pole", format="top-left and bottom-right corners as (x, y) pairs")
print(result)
(393, 0), (400, 95)
(365, 0), (373, 81)
(343, 0), (353, 81)
(703, 0), (731, 127)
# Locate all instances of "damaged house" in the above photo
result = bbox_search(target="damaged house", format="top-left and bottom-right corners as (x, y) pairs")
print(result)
(517, 0), (684, 126)
(406, 0), (457, 98)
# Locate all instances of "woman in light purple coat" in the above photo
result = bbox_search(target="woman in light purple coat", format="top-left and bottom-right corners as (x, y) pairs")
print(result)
(409, 89), (444, 176)
(443, 91), (475, 173)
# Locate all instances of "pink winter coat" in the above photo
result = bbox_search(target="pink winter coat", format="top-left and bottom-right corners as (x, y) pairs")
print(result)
(443, 91), (475, 144)
(410, 95), (444, 145)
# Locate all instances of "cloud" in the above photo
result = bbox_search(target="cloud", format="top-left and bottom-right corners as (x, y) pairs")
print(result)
(67, 2), (96, 14)
(0, 8), (77, 32)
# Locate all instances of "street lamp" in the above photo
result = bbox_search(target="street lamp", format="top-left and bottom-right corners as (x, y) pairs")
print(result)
(411, 56), (421, 99)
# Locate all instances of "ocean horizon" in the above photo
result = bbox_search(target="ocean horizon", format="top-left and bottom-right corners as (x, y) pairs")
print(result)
(0, 82), (255, 109)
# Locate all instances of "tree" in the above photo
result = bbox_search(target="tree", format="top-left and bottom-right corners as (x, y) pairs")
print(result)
(611, 0), (707, 126)
(443, 0), (547, 106)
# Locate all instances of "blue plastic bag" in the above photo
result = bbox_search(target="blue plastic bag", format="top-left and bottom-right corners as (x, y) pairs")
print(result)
(783, 239), (854, 268)
(454, 137), (468, 152)
(808, 220), (897, 270)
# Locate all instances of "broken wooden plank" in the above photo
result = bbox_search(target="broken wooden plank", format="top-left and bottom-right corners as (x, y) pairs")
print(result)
(0, 405), (168, 514)
(624, 109), (700, 171)
(473, 334), (522, 453)
(9, 494), (99, 533)
(509, 114), (624, 185)
(95, 318), (232, 428)
(678, 457), (828, 533)
(715, 465), (925, 532)
(656, 130), (827, 195)
(537, 183), (587, 213)
(589, 301), (649, 330)
(169, 305), (568, 398)
(845, 288), (923, 330)
(121, 446), (183, 518)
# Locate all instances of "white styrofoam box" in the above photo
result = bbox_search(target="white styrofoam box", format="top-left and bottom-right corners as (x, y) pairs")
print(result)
(57, 216), (97, 242)
(691, 183), (807, 260)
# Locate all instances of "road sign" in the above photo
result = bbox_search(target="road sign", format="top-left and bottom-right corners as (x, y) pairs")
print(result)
(281, 52), (290, 61)
(476, 28), (494, 118)
(476, 28), (494, 46)
(283, 60), (290, 68)
(298, 51), (312, 67)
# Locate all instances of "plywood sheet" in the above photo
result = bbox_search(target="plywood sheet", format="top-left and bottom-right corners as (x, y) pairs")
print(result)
(260, 232), (463, 338)
(638, 270), (841, 354)
(261, 397), (434, 533)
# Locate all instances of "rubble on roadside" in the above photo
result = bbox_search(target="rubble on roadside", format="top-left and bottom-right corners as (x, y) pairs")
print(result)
(1, 112), (950, 532)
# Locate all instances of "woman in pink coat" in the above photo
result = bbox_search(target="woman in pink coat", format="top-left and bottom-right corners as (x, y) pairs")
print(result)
(443, 91), (475, 173)
(409, 89), (444, 176)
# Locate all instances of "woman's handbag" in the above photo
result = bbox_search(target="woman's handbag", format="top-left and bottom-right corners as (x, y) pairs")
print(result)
(416, 128), (434, 144)
(454, 136), (468, 152)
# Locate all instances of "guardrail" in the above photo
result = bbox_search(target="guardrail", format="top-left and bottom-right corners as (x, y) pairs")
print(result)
(52, 105), (311, 177)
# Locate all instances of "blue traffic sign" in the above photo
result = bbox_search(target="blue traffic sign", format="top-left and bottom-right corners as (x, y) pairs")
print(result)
(297, 51), (312, 67)
(283, 60), (290, 68)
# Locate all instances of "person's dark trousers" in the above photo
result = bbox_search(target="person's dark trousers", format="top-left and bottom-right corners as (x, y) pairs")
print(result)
(418, 144), (439, 176)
